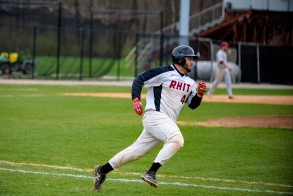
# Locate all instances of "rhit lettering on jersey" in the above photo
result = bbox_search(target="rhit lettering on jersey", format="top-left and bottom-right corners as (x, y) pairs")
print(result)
(169, 80), (191, 92)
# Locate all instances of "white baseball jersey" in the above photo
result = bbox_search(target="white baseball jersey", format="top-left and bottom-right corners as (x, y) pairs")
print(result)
(132, 64), (198, 121)
(217, 49), (227, 68)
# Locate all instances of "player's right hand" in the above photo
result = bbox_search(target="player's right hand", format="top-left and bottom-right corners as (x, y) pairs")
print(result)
(197, 81), (207, 97)
(133, 98), (143, 115)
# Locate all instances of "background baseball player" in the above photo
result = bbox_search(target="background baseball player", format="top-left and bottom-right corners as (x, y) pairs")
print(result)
(93, 45), (207, 192)
(208, 41), (233, 99)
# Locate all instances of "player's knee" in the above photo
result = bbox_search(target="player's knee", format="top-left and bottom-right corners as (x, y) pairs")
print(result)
(177, 137), (184, 149)
(170, 134), (184, 149)
(125, 152), (144, 162)
(130, 154), (143, 161)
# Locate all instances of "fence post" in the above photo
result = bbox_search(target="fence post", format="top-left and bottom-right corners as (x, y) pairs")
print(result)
(238, 42), (242, 82)
(32, 26), (37, 79)
(56, 2), (62, 79)
(135, 33), (139, 77)
(209, 39), (214, 82)
(159, 11), (164, 66)
(116, 32), (121, 81)
(256, 44), (260, 83)
(79, 28), (84, 80)
(89, 2), (93, 78)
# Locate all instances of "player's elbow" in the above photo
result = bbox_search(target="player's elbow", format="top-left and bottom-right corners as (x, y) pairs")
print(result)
(188, 96), (202, 109)
(189, 103), (200, 110)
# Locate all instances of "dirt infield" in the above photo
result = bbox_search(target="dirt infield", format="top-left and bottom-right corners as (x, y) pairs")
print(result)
(65, 93), (293, 129)
(204, 95), (293, 105)
(65, 93), (293, 105)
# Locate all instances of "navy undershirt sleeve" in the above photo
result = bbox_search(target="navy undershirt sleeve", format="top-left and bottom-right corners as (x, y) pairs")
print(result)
(188, 95), (202, 109)
(131, 74), (145, 100)
(131, 65), (173, 100)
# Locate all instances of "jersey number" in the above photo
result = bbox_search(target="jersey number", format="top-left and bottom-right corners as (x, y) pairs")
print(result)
(180, 95), (187, 104)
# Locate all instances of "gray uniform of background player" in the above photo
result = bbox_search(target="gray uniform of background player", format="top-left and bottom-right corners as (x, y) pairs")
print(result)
(208, 43), (233, 98)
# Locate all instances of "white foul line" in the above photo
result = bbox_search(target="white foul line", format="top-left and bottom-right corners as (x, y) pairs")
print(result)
(0, 160), (291, 188)
(125, 172), (293, 188)
(0, 167), (292, 195)
(0, 160), (84, 172)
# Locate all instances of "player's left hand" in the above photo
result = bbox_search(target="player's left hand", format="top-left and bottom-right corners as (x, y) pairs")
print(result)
(197, 81), (207, 97)
(133, 98), (143, 115)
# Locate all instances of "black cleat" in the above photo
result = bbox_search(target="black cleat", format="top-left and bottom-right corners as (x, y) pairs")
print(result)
(141, 171), (159, 188)
(93, 166), (106, 192)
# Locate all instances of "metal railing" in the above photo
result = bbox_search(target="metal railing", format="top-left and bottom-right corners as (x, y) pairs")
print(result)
(128, 2), (225, 67)
(189, 2), (224, 35)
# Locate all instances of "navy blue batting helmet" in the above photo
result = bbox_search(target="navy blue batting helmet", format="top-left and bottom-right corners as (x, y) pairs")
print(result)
(171, 45), (199, 66)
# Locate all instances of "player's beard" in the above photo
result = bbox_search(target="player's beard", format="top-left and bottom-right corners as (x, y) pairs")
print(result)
(183, 64), (192, 73)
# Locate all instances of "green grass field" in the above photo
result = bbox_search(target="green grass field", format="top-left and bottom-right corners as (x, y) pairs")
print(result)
(33, 56), (134, 79)
(0, 82), (293, 195)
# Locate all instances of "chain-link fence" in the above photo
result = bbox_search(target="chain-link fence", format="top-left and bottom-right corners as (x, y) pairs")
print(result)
(0, 22), (292, 84)
(1, 0), (292, 84)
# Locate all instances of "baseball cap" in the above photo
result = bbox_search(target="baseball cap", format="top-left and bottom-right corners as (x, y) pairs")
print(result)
(220, 41), (229, 47)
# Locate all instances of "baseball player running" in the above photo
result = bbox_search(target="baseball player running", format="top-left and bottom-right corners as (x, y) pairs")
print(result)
(208, 41), (233, 99)
(93, 45), (207, 192)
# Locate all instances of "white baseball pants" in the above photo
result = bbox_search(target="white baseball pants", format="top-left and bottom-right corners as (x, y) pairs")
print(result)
(109, 110), (184, 169)
(208, 67), (233, 96)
